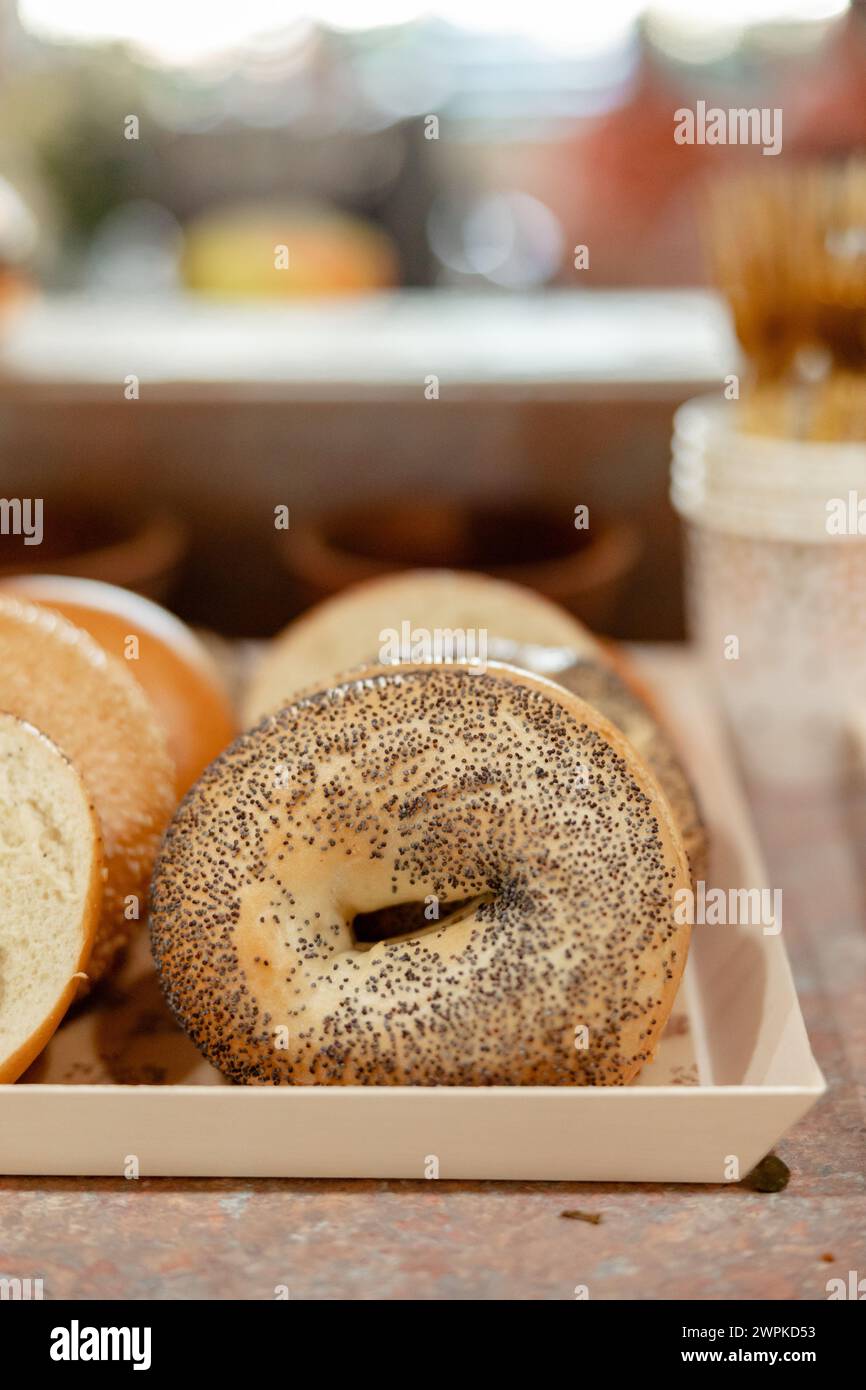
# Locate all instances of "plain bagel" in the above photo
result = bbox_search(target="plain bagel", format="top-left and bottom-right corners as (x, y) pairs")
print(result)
(151, 662), (692, 1086)
(241, 568), (600, 726)
(0, 595), (175, 983)
(0, 574), (236, 797)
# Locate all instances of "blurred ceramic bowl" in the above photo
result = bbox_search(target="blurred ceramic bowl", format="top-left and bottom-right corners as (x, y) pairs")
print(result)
(277, 497), (640, 632)
(0, 502), (186, 602)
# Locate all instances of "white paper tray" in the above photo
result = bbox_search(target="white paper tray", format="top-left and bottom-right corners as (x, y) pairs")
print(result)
(0, 649), (825, 1181)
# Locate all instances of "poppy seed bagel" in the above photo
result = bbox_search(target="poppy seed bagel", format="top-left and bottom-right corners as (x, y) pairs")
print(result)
(553, 655), (707, 883)
(151, 662), (691, 1086)
(242, 568), (707, 881)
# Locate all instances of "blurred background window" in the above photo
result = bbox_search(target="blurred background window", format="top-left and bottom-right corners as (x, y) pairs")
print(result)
(0, 0), (862, 636)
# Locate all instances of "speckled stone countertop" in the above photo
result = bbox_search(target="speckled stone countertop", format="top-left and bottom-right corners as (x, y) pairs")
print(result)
(1, 667), (863, 1301)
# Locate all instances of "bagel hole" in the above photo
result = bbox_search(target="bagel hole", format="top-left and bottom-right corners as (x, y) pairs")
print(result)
(351, 892), (493, 950)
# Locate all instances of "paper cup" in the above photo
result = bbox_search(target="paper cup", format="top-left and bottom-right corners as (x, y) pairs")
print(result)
(672, 395), (866, 786)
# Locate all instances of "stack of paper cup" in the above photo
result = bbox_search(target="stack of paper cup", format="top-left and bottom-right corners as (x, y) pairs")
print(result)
(672, 395), (866, 786)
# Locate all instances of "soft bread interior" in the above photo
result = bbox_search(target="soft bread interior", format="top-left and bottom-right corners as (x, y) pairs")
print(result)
(0, 596), (176, 984)
(0, 713), (100, 1080)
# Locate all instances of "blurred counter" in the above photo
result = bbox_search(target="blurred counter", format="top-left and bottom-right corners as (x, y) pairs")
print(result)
(0, 290), (739, 640)
(0, 289), (737, 395)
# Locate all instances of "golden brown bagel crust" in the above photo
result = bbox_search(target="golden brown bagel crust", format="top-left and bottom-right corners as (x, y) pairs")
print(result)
(0, 575), (236, 797)
(152, 662), (691, 1086)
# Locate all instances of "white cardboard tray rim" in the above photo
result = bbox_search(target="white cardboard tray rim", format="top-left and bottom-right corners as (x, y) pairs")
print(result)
(0, 649), (825, 1181)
